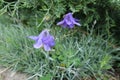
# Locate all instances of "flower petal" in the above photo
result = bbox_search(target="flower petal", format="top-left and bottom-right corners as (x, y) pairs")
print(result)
(33, 39), (43, 49)
(57, 20), (65, 25)
(65, 13), (73, 25)
(69, 24), (74, 28)
(49, 36), (55, 47)
(74, 21), (81, 26)
(38, 29), (50, 38)
(44, 45), (51, 51)
(42, 35), (55, 46)
(61, 23), (68, 28)
(28, 36), (38, 41)
(57, 12), (81, 28)
(65, 19), (73, 25)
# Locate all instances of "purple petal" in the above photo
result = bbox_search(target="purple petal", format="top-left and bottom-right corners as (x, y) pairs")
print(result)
(65, 19), (73, 25)
(74, 21), (81, 26)
(57, 19), (68, 28)
(33, 39), (43, 49)
(61, 23), (68, 28)
(57, 12), (81, 28)
(28, 29), (55, 51)
(42, 36), (51, 44)
(69, 24), (74, 28)
(38, 29), (50, 38)
(64, 13), (73, 25)
(44, 45), (51, 51)
(66, 13), (73, 17)
(42, 35), (55, 46)
(57, 20), (65, 25)
(73, 18), (81, 26)
(28, 36), (38, 41)
(49, 41), (55, 47)
(48, 36), (55, 47)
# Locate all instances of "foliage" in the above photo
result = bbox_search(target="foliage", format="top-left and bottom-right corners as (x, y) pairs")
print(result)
(0, 0), (120, 32)
(0, 21), (119, 79)
(0, 0), (120, 80)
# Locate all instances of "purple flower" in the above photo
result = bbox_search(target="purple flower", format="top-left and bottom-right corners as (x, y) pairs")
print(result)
(57, 13), (81, 28)
(28, 29), (55, 51)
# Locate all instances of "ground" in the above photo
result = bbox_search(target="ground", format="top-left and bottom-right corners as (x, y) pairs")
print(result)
(0, 67), (28, 80)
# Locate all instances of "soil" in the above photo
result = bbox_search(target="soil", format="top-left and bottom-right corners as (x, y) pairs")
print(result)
(0, 67), (28, 80)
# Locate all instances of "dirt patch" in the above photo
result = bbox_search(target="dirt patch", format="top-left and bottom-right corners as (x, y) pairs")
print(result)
(0, 67), (28, 80)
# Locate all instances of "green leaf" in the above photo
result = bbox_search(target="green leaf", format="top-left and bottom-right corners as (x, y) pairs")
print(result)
(100, 55), (112, 69)
(40, 74), (52, 80)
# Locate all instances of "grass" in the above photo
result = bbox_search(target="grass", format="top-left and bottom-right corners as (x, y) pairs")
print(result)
(0, 16), (119, 80)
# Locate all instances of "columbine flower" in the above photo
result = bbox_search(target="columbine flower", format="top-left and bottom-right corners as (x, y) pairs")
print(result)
(28, 29), (55, 51)
(57, 12), (81, 28)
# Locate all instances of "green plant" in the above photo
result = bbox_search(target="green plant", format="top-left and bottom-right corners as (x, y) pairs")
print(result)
(0, 0), (120, 80)
(0, 22), (118, 79)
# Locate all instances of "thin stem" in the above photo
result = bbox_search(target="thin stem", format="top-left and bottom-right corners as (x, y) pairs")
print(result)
(37, 0), (53, 28)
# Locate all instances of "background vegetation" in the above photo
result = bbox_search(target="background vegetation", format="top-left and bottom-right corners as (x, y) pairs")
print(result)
(0, 0), (120, 80)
